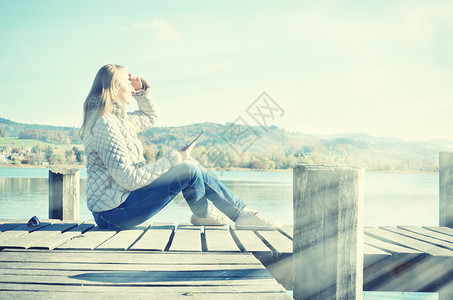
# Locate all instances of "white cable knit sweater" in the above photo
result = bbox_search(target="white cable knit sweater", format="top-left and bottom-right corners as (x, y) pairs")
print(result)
(83, 89), (182, 212)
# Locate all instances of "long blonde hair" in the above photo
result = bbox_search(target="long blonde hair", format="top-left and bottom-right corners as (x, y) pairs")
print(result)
(79, 64), (127, 141)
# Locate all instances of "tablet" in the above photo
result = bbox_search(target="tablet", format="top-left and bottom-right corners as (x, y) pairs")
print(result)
(180, 130), (205, 151)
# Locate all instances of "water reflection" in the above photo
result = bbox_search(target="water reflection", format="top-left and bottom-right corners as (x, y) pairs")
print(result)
(0, 177), (292, 224)
(0, 177), (46, 195)
(0, 178), (89, 220)
(0, 173), (439, 226)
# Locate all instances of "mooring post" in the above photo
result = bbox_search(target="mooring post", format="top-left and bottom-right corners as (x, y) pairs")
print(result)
(293, 165), (364, 300)
(437, 152), (453, 300)
(49, 168), (80, 220)
(439, 151), (453, 228)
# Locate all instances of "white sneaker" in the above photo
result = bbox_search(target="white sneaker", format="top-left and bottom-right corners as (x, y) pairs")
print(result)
(190, 208), (231, 226)
(235, 209), (282, 230)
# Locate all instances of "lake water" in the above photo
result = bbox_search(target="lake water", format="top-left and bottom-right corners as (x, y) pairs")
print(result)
(0, 168), (439, 227)
(0, 167), (440, 299)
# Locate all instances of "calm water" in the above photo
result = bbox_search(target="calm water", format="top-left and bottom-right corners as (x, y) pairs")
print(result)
(0, 168), (439, 226)
(0, 167), (440, 300)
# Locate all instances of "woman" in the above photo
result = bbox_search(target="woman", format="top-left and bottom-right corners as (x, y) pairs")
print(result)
(80, 64), (282, 230)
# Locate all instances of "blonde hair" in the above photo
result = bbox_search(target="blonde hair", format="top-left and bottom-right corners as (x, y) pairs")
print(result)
(79, 64), (127, 140)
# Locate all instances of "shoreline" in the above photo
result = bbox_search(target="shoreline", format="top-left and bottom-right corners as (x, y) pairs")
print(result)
(0, 163), (438, 175)
(0, 164), (86, 169)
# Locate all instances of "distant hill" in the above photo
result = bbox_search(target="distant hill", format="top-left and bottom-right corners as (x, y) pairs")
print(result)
(313, 132), (404, 145)
(140, 122), (317, 154)
(0, 118), (79, 144)
(0, 118), (78, 135)
(1, 116), (452, 172)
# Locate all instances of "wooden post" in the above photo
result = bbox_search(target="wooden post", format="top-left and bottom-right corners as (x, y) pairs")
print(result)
(438, 153), (453, 300)
(439, 152), (453, 227)
(293, 165), (364, 300)
(49, 168), (80, 220)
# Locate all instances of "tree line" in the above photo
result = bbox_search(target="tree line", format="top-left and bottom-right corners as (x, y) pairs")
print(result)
(18, 129), (77, 144)
(0, 119), (441, 172)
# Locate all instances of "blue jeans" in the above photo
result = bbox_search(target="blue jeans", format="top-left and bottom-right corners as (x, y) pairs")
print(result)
(92, 160), (246, 230)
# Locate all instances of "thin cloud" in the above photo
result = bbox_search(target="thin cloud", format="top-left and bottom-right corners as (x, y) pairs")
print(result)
(152, 19), (181, 41)
(121, 19), (181, 41)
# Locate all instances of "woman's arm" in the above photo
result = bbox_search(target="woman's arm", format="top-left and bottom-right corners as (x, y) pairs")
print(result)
(128, 78), (159, 132)
(91, 117), (181, 191)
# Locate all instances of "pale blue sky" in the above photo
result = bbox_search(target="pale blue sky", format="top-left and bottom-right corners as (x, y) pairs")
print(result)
(0, 0), (452, 141)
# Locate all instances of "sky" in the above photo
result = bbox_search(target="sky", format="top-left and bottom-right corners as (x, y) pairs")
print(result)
(0, 0), (452, 141)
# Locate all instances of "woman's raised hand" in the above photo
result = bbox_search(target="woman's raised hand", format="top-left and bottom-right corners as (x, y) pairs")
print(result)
(128, 74), (143, 91)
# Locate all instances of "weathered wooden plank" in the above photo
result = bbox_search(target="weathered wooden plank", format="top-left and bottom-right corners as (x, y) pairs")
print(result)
(204, 226), (240, 252)
(169, 224), (201, 252)
(0, 284), (290, 300)
(129, 223), (175, 251)
(0, 262), (266, 272)
(30, 222), (96, 250)
(0, 222), (53, 236)
(424, 226), (453, 237)
(0, 248), (291, 298)
(0, 290), (291, 300)
(278, 225), (293, 240)
(0, 223), (28, 234)
(0, 219), (80, 233)
(229, 226), (273, 263)
(0, 220), (28, 232)
(0, 250), (260, 265)
(366, 227), (453, 256)
(0, 283), (290, 295)
(401, 226), (453, 244)
(96, 225), (149, 251)
(364, 244), (390, 256)
(383, 226), (453, 251)
(0, 221), (82, 249)
(256, 230), (292, 257)
(0, 274), (278, 287)
(364, 233), (422, 255)
(0, 267), (273, 279)
(55, 228), (117, 250)
(0, 285), (285, 295)
(0, 222), (53, 244)
(230, 227), (271, 252)
(0, 250), (278, 288)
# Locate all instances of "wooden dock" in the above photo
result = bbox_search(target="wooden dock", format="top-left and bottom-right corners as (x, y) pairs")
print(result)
(4, 155), (453, 299)
(0, 219), (291, 299)
(1, 219), (453, 297)
(0, 250), (291, 299)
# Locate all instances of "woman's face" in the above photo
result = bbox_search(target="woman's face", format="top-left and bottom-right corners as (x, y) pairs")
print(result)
(115, 70), (135, 105)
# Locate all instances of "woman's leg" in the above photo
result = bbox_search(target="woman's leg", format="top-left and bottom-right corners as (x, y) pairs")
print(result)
(93, 161), (210, 229)
(193, 167), (246, 221)
(186, 158), (281, 229)
(177, 158), (246, 221)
